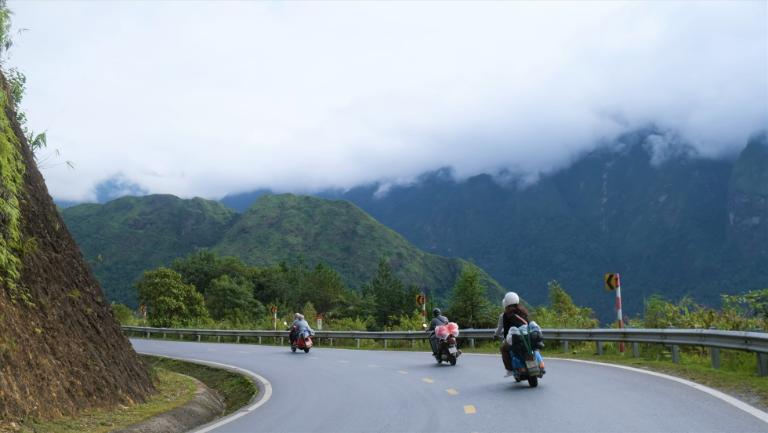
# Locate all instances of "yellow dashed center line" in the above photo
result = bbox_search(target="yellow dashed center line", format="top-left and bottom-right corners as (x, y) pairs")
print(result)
(397, 370), (408, 374)
(446, 388), (459, 396)
(421, 377), (434, 384)
(463, 405), (476, 414)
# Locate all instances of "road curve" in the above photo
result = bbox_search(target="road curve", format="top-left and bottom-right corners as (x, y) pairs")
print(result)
(131, 339), (768, 433)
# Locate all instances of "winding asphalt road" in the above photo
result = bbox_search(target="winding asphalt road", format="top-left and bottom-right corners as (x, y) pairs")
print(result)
(131, 339), (768, 433)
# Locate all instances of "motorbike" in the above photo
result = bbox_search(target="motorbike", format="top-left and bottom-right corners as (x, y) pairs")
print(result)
(290, 326), (314, 353)
(507, 322), (546, 387)
(433, 322), (461, 366)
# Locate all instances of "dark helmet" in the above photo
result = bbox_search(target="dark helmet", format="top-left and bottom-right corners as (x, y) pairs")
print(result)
(432, 308), (442, 317)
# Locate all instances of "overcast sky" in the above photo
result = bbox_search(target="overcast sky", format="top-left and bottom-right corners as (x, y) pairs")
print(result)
(7, 1), (767, 202)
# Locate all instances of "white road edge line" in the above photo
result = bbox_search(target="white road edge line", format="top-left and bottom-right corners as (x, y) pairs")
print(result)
(137, 351), (273, 433)
(558, 357), (768, 424)
(464, 352), (768, 423)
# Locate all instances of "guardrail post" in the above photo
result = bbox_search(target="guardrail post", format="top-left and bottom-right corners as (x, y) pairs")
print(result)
(217, 336), (221, 343)
(711, 347), (721, 369)
(258, 336), (262, 344)
(356, 338), (360, 349)
(470, 338), (475, 349)
(163, 333), (167, 339)
(596, 341), (603, 355)
(671, 345), (680, 364)
(236, 336), (240, 343)
(280, 337), (284, 346)
(411, 340), (415, 349)
(562, 341), (569, 353)
(632, 342), (639, 358)
(330, 338), (333, 347)
(197, 334), (201, 342)
(146, 331), (150, 339)
(384, 339), (388, 349)
(757, 353), (768, 377)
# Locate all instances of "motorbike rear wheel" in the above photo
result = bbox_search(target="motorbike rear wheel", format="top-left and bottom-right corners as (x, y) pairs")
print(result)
(527, 376), (538, 387)
(449, 355), (457, 366)
(291, 346), (297, 353)
(304, 347), (310, 353)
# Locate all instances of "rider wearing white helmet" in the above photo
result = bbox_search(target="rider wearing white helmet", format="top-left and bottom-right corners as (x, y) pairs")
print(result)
(290, 312), (314, 345)
(494, 292), (529, 377)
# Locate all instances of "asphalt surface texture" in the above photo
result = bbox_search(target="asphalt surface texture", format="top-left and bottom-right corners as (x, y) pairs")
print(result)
(131, 339), (768, 433)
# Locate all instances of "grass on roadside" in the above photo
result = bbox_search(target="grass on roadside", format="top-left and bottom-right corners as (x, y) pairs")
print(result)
(139, 355), (257, 414)
(4, 355), (258, 433)
(10, 368), (197, 433)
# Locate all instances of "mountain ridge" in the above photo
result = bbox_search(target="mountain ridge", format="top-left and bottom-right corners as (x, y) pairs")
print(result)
(61, 193), (504, 306)
(219, 130), (768, 320)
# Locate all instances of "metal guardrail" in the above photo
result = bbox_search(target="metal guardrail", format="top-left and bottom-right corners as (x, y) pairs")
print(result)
(122, 325), (768, 376)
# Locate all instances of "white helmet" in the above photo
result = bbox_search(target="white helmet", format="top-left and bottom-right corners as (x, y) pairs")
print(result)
(502, 292), (520, 308)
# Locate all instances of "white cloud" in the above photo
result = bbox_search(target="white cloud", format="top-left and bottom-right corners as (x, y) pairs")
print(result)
(7, 1), (767, 201)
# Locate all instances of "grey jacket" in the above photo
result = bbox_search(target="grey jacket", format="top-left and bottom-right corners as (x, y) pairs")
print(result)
(494, 313), (505, 339)
(291, 319), (314, 336)
(427, 315), (449, 336)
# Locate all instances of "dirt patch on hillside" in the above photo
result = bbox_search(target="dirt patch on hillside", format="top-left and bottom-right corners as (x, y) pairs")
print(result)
(0, 72), (154, 424)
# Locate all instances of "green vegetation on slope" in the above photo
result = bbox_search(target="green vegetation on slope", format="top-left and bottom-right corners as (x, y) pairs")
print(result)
(0, 86), (24, 297)
(61, 195), (236, 305)
(334, 130), (768, 321)
(14, 368), (197, 433)
(62, 194), (504, 308)
(141, 355), (257, 415)
(215, 194), (503, 300)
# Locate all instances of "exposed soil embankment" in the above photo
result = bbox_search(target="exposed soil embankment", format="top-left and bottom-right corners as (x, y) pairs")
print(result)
(0, 71), (154, 423)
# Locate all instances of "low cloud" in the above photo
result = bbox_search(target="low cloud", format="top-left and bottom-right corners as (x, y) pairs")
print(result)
(9, 1), (767, 201)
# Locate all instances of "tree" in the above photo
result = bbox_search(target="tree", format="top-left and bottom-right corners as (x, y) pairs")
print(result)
(137, 267), (210, 327)
(206, 275), (262, 324)
(447, 264), (494, 328)
(301, 302), (318, 329)
(171, 250), (249, 296)
(364, 258), (416, 327)
(110, 303), (134, 325)
(250, 265), (293, 306)
(532, 281), (598, 329)
(307, 263), (346, 314)
(722, 288), (768, 321)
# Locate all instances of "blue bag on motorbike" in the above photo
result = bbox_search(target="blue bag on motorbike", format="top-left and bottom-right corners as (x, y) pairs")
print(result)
(528, 321), (545, 349)
(506, 324), (546, 383)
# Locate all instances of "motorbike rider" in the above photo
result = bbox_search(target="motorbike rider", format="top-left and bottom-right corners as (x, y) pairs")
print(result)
(427, 308), (449, 356)
(494, 292), (530, 377)
(289, 313), (314, 345)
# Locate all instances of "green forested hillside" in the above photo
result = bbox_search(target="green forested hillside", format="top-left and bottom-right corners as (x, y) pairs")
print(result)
(215, 194), (502, 299)
(62, 195), (236, 305)
(321, 130), (768, 320)
(62, 194), (503, 306)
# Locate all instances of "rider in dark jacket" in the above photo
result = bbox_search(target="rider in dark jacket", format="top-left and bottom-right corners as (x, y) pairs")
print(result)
(427, 308), (449, 356)
(494, 292), (529, 376)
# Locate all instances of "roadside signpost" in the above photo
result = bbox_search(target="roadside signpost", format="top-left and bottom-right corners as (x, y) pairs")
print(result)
(416, 293), (427, 327)
(604, 273), (624, 352)
(271, 305), (278, 330)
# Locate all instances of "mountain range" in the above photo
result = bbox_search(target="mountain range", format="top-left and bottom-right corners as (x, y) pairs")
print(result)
(221, 129), (768, 320)
(61, 194), (503, 307)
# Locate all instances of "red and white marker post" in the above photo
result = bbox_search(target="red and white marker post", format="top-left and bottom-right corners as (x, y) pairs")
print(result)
(271, 306), (278, 330)
(615, 274), (624, 353)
